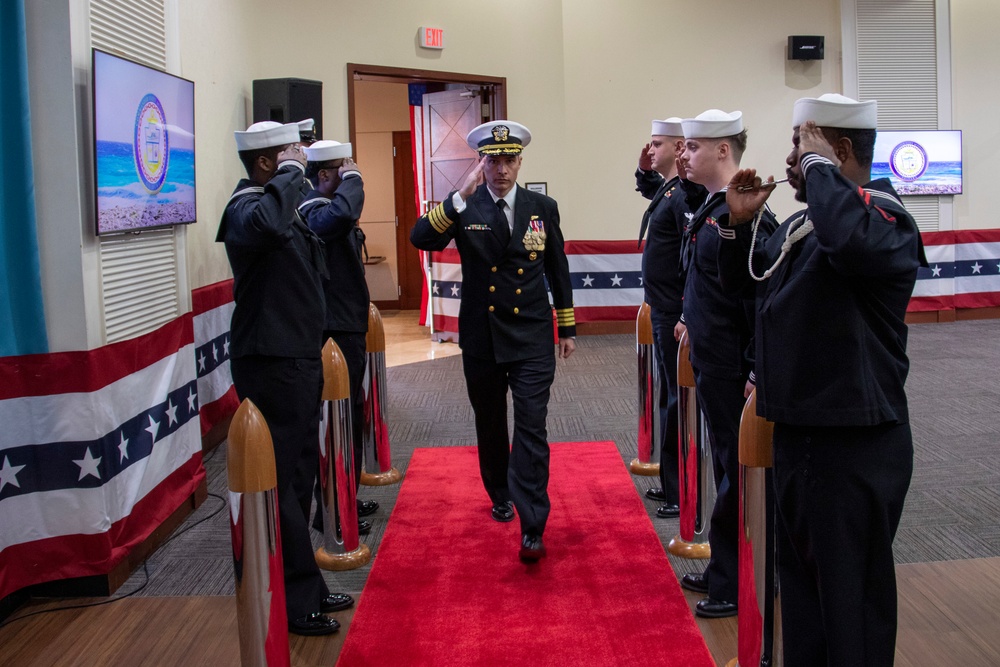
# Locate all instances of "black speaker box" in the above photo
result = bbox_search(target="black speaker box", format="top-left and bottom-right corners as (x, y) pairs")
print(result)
(787, 35), (825, 61)
(252, 78), (323, 139)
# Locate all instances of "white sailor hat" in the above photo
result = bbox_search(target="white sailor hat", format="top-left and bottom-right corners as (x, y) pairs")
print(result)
(466, 121), (531, 155)
(304, 140), (352, 162)
(297, 118), (315, 133)
(681, 110), (744, 139)
(234, 121), (301, 151)
(792, 94), (877, 129)
(651, 117), (684, 137)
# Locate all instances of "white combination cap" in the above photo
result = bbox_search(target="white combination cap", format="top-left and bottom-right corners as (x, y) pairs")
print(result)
(681, 110), (744, 139)
(651, 117), (684, 137)
(304, 140), (352, 162)
(792, 94), (877, 129)
(466, 121), (531, 155)
(234, 121), (301, 151)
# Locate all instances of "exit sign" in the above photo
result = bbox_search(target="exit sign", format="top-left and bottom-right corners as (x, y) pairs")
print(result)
(419, 27), (445, 50)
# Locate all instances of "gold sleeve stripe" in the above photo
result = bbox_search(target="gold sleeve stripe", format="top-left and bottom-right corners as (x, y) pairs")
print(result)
(428, 205), (453, 234)
(556, 308), (576, 326)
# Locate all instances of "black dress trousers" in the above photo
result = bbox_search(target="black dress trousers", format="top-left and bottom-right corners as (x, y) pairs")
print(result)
(231, 355), (329, 620)
(462, 351), (556, 537)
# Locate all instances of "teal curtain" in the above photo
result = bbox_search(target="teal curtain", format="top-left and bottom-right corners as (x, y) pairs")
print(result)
(0, 0), (48, 356)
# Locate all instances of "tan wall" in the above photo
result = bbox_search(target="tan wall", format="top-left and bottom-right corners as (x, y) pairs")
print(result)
(178, 0), (991, 293)
(951, 0), (996, 231)
(354, 80), (411, 301)
(178, 0), (260, 289)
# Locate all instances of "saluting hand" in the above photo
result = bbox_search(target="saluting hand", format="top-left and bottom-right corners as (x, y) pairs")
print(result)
(726, 169), (776, 225)
(638, 143), (653, 171)
(799, 121), (841, 169)
(458, 158), (486, 200)
(339, 157), (360, 177)
(277, 143), (307, 167)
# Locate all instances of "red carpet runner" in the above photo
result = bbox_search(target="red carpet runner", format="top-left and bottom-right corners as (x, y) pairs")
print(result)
(336, 441), (714, 666)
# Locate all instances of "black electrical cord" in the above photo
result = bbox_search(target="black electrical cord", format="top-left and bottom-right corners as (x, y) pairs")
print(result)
(0, 491), (228, 631)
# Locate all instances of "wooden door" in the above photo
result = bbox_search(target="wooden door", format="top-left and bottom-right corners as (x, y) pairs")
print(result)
(422, 89), (482, 204)
(393, 131), (423, 310)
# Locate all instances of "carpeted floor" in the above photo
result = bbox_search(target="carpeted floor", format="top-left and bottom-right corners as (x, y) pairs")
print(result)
(118, 319), (1000, 600)
(336, 442), (713, 667)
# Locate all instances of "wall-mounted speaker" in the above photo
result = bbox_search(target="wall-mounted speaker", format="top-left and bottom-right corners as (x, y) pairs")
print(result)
(787, 35), (825, 61)
(252, 78), (323, 139)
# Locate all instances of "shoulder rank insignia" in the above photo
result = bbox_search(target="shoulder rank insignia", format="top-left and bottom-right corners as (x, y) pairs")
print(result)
(523, 216), (546, 251)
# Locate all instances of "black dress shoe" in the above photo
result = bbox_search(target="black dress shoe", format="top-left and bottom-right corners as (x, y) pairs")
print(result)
(518, 534), (546, 563)
(357, 499), (379, 517)
(491, 501), (515, 523)
(656, 503), (680, 518)
(681, 573), (709, 594)
(695, 597), (737, 618)
(645, 487), (667, 502)
(320, 593), (354, 613)
(358, 519), (372, 535)
(289, 612), (340, 636)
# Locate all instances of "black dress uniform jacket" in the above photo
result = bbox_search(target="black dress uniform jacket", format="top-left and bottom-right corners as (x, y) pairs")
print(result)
(682, 191), (776, 379)
(411, 183), (576, 362)
(718, 155), (926, 426)
(216, 165), (326, 358)
(635, 170), (704, 312)
(298, 173), (369, 333)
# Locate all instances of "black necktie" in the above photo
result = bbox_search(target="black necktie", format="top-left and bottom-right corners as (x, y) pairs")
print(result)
(495, 199), (510, 246)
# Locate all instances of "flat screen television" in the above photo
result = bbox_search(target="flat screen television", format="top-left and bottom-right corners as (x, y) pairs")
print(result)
(92, 49), (196, 235)
(871, 129), (962, 196)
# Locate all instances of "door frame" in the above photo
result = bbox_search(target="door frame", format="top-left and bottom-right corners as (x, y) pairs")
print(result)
(347, 64), (507, 311)
(346, 63), (507, 150)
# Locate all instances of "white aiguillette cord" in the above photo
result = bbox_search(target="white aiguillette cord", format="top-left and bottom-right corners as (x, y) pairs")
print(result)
(748, 207), (814, 282)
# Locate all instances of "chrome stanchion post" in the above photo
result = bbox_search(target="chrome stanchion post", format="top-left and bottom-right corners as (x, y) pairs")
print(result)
(631, 302), (661, 476)
(315, 339), (371, 571)
(361, 303), (402, 486)
(227, 398), (291, 667)
(727, 389), (781, 667)
(668, 330), (713, 559)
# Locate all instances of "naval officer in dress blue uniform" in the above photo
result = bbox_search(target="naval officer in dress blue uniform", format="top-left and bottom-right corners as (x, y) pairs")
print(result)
(635, 116), (705, 519)
(217, 121), (354, 636)
(299, 139), (379, 534)
(410, 121), (576, 562)
(720, 94), (926, 665)
(675, 110), (776, 619)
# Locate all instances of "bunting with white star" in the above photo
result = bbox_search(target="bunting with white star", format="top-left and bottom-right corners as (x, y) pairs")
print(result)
(911, 229), (1000, 311)
(428, 231), (1000, 338)
(0, 314), (203, 601)
(428, 241), (645, 342)
(192, 280), (239, 436)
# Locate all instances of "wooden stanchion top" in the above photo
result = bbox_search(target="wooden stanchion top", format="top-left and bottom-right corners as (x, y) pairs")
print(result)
(636, 302), (654, 345)
(738, 389), (774, 468)
(365, 303), (385, 353)
(322, 338), (351, 401)
(677, 330), (696, 388)
(227, 399), (277, 493)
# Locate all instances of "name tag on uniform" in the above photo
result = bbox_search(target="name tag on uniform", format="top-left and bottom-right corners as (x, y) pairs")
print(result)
(464, 224), (491, 231)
